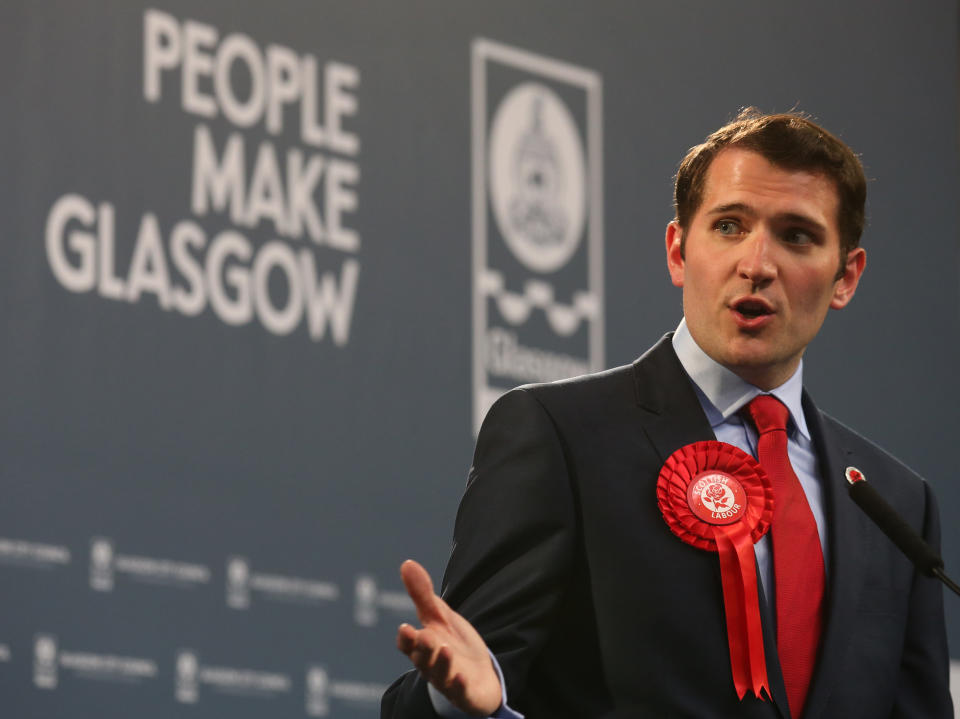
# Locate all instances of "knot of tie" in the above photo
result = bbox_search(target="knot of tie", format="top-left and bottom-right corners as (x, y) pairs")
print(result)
(743, 394), (789, 436)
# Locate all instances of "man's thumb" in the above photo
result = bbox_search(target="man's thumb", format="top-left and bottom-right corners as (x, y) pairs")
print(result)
(400, 559), (443, 622)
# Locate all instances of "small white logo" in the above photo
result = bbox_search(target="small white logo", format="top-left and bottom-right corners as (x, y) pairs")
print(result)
(354, 575), (378, 627)
(33, 634), (58, 689)
(226, 556), (251, 609)
(306, 665), (330, 717)
(90, 537), (114, 592)
(225, 556), (339, 608)
(175, 650), (200, 703)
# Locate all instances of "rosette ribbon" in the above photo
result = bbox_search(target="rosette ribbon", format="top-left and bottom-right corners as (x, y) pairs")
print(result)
(656, 441), (774, 702)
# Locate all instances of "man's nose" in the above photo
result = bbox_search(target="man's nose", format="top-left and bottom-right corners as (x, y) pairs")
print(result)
(736, 231), (777, 285)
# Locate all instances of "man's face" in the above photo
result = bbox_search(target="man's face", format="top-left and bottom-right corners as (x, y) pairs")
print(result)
(666, 147), (866, 390)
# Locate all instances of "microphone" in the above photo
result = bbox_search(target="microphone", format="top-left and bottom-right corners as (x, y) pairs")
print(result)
(845, 467), (960, 598)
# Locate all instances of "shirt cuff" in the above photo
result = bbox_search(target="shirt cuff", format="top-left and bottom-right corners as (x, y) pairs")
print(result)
(426, 650), (523, 718)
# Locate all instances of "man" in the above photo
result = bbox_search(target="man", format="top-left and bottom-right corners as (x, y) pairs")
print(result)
(381, 109), (952, 718)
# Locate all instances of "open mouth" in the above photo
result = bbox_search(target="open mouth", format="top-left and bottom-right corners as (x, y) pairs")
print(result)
(732, 299), (773, 319)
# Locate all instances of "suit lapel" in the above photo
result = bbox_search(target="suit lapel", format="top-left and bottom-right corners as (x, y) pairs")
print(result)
(633, 336), (790, 718)
(631, 335), (715, 459)
(795, 394), (868, 719)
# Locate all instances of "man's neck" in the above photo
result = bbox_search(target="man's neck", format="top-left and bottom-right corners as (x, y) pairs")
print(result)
(671, 318), (810, 438)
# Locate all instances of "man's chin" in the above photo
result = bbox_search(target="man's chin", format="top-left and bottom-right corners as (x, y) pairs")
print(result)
(719, 348), (800, 390)
(717, 341), (776, 369)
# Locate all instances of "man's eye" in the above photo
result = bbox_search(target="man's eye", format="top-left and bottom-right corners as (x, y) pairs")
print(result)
(716, 220), (740, 235)
(784, 229), (814, 245)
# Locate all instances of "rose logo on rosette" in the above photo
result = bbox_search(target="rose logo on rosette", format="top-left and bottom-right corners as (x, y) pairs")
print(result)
(704, 482), (728, 505)
(701, 481), (734, 513)
(657, 441), (774, 702)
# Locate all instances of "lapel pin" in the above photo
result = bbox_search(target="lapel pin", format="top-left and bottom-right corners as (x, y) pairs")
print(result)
(845, 466), (865, 485)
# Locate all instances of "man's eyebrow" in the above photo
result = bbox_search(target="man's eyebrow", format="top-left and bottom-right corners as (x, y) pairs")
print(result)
(706, 202), (753, 215)
(778, 212), (827, 232)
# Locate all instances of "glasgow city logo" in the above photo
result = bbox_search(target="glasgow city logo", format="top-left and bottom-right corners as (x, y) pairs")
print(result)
(489, 83), (585, 275)
(471, 39), (604, 434)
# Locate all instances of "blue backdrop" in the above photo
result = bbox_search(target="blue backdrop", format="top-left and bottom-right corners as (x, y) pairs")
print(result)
(0, 1), (957, 716)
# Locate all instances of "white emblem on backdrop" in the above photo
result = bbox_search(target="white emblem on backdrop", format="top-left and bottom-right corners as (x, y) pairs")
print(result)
(34, 633), (157, 689)
(90, 537), (210, 592)
(305, 664), (387, 716)
(489, 83), (586, 274)
(226, 555), (339, 609)
(472, 39), (604, 434)
(175, 650), (200, 703)
(90, 537), (114, 591)
(353, 573), (415, 627)
(173, 650), (291, 703)
(354, 575), (378, 626)
(33, 634), (58, 689)
(306, 666), (331, 717)
(226, 556), (251, 609)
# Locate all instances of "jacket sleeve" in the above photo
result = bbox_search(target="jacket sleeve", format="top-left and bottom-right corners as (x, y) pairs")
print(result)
(381, 387), (578, 718)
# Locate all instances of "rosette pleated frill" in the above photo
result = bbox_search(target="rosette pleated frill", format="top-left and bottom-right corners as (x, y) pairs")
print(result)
(656, 441), (774, 702)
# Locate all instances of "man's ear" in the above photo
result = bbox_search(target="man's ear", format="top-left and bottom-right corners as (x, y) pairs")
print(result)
(830, 247), (866, 309)
(665, 221), (685, 288)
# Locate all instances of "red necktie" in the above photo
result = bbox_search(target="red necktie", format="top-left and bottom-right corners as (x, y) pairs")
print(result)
(743, 395), (824, 718)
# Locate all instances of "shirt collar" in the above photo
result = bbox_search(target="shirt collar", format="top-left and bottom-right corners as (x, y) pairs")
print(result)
(671, 318), (810, 439)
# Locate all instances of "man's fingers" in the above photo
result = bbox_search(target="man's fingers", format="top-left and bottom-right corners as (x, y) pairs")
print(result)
(446, 672), (469, 707)
(418, 644), (458, 692)
(407, 627), (444, 674)
(396, 623), (417, 654)
(397, 623), (436, 669)
(402, 630), (462, 696)
(396, 624), (432, 665)
(432, 645), (453, 685)
(400, 559), (444, 623)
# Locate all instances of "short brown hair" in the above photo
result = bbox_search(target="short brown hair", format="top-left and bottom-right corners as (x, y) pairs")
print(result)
(674, 108), (866, 262)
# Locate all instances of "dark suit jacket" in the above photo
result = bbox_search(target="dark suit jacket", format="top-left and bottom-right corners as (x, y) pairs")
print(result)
(382, 336), (951, 718)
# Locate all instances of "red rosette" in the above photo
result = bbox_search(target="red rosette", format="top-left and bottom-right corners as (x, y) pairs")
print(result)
(656, 440), (774, 703)
(658, 440), (773, 549)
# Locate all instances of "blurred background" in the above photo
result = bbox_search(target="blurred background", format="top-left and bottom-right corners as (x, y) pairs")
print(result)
(0, 1), (957, 716)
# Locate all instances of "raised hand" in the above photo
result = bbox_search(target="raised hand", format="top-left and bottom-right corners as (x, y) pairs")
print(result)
(395, 559), (502, 716)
